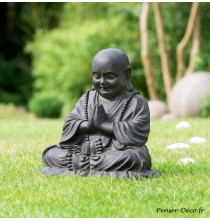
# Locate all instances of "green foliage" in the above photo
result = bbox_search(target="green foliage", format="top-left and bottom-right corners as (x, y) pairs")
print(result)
(26, 3), (144, 112)
(146, 3), (193, 99)
(196, 3), (210, 71)
(0, 57), (33, 105)
(3, 3), (210, 106)
(200, 93), (210, 118)
(0, 2), (64, 105)
(0, 114), (209, 217)
(26, 2), (210, 109)
(28, 96), (63, 118)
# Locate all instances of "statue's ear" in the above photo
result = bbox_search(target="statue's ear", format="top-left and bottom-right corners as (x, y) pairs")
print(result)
(124, 67), (134, 92)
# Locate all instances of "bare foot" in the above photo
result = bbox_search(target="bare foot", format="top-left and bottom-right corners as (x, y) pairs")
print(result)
(95, 138), (103, 154)
(90, 138), (103, 155)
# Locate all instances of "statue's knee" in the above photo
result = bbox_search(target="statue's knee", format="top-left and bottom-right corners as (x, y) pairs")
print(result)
(121, 149), (138, 161)
(43, 147), (62, 162)
(44, 149), (54, 160)
(142, 160), (151, 170)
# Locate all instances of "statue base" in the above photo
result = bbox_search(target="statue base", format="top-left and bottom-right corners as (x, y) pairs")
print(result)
(40, 167), (160, 179)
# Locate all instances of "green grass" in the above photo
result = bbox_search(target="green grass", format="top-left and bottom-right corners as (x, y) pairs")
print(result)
(0, 107), (209, 217)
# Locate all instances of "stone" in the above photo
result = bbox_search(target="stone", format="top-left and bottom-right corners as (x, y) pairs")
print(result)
(177, 158), (195, 165)
(189, 136), (206, 144)
(169, 72), (210, 118)
(166, 143), (190, 150)
(176, 121), (191, 129)
(148, 100), (168, 119)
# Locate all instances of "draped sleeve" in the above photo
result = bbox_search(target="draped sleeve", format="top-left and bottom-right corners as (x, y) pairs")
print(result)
(59, 94), (87, 147)
(113, 94), (150, 146)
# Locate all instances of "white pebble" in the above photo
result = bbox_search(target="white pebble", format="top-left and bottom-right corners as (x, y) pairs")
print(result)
(189, 137), (206, 144)
(166, 143), (190, 150)
(177, 158), (195, 165)
(176, 121), (191, 129)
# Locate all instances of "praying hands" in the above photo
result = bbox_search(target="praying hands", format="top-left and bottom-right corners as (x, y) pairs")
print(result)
(80, 104), (113, 135)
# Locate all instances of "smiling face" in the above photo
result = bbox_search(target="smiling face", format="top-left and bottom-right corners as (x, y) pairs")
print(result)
(92, 48), (129, 99)
(92, 70), (126, 99)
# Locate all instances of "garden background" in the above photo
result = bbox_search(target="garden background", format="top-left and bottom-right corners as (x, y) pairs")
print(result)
(0, 2), (209, 218)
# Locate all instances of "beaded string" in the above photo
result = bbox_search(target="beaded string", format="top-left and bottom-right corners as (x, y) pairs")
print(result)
(84, 89), (91, 142)
(118, 92), (139, 122)
(84, 90), (139, 148)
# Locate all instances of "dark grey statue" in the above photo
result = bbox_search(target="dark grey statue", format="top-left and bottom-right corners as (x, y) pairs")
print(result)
(41, 48), (158, 178)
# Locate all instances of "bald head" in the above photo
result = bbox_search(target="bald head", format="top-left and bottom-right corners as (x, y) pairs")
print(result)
(92, 48), (130, 74)
(92, 48), (134, 94)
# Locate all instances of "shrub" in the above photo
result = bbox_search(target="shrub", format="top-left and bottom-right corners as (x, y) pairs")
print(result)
(200, 93), (210, 118)
(28, 96), (63, 118)
(26, 3), (143, 113)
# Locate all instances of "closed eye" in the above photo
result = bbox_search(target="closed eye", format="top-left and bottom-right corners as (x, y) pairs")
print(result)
(93, 73), (100, 79)
(107, 73), (116, 79)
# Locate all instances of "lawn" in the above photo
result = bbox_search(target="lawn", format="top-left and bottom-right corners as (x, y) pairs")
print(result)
(0, 106), (209, 218)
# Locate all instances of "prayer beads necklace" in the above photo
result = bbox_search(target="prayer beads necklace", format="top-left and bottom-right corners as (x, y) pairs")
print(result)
(84, 89), (139, 148)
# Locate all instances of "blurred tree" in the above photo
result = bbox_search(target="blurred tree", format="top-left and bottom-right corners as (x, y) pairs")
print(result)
(153, 2), (172, 104)
(140, 2), (203, 103)
(2, 2), (210, 109)
(140, 3), (158, 100)
(185, 9), (200, 75)
(176, 2), (200, 80)
(27, 3), (145, 113)
(0, 2), (63, 105)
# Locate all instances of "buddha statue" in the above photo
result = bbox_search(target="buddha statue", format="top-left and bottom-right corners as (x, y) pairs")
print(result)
(41, 48), (158, 178)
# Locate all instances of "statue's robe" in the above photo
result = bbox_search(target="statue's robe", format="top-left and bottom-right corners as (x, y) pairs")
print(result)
(42, 90), (152, 175)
